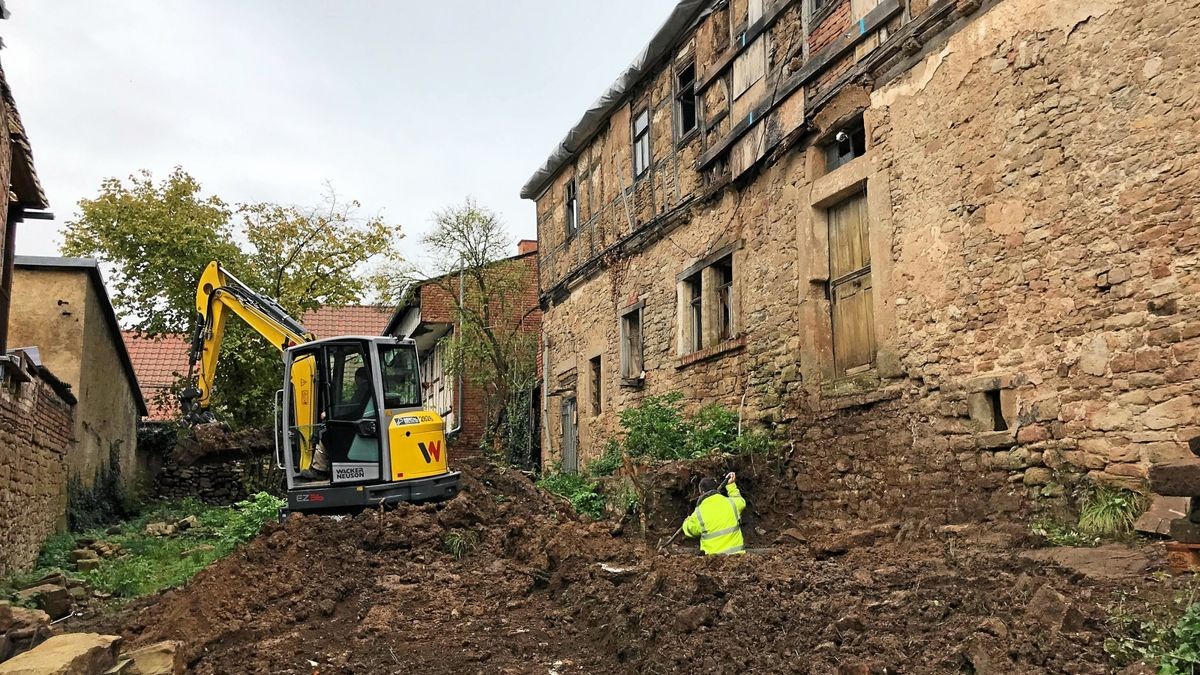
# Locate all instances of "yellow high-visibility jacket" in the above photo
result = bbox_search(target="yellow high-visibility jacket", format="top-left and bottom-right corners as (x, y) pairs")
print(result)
(682, 483), (746, 555)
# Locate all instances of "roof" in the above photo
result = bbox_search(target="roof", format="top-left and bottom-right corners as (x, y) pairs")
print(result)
(14, 256), (147, 416)
(0, 62), (47, 209)
(123, 305), (392, 421)
(121, 331), (190, 420)
(303, 305), (392, 338)
(520, 0), (709, 200)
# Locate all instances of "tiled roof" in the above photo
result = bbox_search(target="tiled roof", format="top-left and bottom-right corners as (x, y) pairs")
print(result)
(121, 331), (190, 421)
(303, 305), (393, 338)
(123, 305), (393, 421)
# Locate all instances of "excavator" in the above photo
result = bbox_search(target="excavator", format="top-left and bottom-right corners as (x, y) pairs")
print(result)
(179, 261), (460, 512)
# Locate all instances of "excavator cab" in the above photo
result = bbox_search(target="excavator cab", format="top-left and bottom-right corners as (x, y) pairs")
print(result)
(279, 336), (459, 511)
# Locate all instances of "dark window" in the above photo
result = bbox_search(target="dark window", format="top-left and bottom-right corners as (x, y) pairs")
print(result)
(715, 257), (734, 342)
(565, 179), (579, 237)
(824, 119), (867, 172)
(620, 308), (644, 379)
(986, 389), (1008, 431)
(326, 343), (373, 421)
(686, 272), (703, 353)
(812, 0), (836, 18)
(633, 109), (651, 178)
(589, 355), (602, 415)
(676, 62), (697, 138)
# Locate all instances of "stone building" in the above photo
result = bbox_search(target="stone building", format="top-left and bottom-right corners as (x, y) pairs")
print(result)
(386, 241), (542, 459)
(524, 0), (1200, 520)
(10, 257), (147, 497)
(0, 1), (78, 575)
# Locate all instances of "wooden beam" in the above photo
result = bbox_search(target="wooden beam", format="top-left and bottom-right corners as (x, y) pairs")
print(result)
(698, 0), (902, 170)
(697, 0), (802, 93)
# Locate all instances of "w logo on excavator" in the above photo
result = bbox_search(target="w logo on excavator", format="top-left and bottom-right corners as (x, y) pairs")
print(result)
(417, 441), (442, 464)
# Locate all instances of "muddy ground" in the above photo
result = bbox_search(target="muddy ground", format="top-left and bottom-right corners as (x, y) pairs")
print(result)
(75, 458), (1188, 674)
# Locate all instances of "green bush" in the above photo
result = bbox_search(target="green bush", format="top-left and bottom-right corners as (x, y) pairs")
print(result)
(585, 441), (623, 477)
(442, 530), (479, 560)
(218, 492), (286, 546)
(537, 471), (606, 519)
(615, 392), (777, 461)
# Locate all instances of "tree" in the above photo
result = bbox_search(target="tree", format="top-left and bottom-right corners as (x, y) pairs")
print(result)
(408, 199), (539, 466)
(63, 168), (401, 426)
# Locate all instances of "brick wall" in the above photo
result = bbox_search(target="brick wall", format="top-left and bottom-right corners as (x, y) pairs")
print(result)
(0, 366), (75, 576)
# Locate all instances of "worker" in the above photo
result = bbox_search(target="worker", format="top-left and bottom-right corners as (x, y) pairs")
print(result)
(682, 471), (746, 555)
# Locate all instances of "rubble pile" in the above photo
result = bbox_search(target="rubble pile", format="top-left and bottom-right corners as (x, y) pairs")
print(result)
(62, 459), (1182, 673)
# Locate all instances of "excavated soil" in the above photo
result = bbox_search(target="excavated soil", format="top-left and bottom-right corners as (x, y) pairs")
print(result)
(79, 458), (1186, 674)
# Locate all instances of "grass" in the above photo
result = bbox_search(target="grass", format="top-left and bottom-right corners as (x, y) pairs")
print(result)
(442, 530), (479, 560)
(1030, 481), (1149, 548)
(2, 493), (283, 601)
(1078, 484), (1149, 537)
(1106, 585), (1200, 673)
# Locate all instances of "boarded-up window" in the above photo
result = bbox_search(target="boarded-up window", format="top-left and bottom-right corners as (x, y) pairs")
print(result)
(620, 306), (644, 379)
(748, 0), (765, 24)
(828, 193), (875, 376)
(731, 36), (766, 99)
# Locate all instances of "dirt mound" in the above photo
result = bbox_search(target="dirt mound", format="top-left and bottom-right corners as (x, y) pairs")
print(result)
(78, 458), (1181, 674)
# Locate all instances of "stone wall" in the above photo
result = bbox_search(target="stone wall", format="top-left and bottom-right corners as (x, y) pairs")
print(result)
(0, 362), (76, 576)
(154, 460), (252, 505)
(534, 0), (1200, 521)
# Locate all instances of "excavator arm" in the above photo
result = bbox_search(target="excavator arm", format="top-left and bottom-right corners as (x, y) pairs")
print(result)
(180, 261), (315, 424)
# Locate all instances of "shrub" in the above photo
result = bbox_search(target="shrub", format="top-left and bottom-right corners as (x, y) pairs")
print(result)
(585, 441), (623, 477)
(614, 393), (778, 461)
(621, 392), (690, 460)
(219, 492), (286, 546)
(538, 471), (606, 519)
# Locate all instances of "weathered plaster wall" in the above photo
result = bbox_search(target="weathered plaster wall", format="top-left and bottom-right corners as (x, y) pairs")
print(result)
(10, 269), (139, 489)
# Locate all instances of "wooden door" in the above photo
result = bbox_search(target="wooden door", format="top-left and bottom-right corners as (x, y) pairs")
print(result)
(561, 397), (578, 473)
(829, 193), (876, 375)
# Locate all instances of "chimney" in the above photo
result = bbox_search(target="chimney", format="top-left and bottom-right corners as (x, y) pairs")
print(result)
(517, 239), (538, 256)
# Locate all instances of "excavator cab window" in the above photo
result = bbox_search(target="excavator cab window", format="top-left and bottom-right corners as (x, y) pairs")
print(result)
(379, 343), (420, 410)
(321, 342), (383, 477)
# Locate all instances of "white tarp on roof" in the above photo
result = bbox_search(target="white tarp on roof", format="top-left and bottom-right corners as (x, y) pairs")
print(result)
(519, 0), (712, 200)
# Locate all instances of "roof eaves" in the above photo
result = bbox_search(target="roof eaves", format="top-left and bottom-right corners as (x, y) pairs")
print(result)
(519, 0), (712, 200)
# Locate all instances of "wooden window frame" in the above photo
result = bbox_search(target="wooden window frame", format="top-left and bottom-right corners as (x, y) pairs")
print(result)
(675, 61), (698, 143)
(633, 109), (651, 179)
(619, 302), (645, 383)
(588, 355), (602, 416)
(676, 247), (739, 356)
(827, 191), (876, 377)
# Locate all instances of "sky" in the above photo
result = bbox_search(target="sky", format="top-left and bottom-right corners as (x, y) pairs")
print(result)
(0, 0), (679, 268)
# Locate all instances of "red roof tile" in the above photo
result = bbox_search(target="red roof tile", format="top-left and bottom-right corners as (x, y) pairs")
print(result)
(123, 305), (393, 421)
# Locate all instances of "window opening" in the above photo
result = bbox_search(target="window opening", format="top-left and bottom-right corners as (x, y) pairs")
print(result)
(633, 109), (651, 178)
(589, 355), (602, 415)
(986, 389), (1008, 431)
(565, 179), (579, 237)
(715, 257), (734, 342)
(620, 308), (644, 379)
(824, 119), (867, 172)
(676, 63), (697, 138)
(686, 272), (703, 353)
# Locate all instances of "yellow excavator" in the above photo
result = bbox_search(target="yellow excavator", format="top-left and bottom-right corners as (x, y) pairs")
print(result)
(179, 261), (459, 512)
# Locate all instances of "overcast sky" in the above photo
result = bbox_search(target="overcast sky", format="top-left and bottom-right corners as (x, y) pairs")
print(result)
(1, 1), (677, 267)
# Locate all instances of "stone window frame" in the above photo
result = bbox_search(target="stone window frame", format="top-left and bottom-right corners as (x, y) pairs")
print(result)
(619, 300), (646, 386)
(675, 242), (743, 358)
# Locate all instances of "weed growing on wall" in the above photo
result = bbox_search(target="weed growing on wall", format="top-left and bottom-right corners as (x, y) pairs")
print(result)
(1077, 483), (1149, 537)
